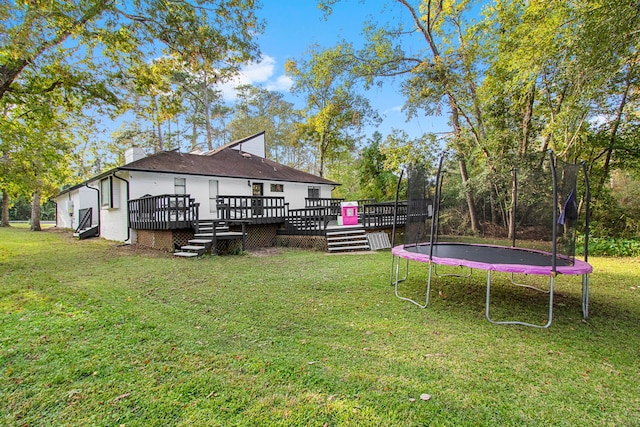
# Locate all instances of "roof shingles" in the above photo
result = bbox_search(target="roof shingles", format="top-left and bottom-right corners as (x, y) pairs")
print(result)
(120, 149), (337, 185)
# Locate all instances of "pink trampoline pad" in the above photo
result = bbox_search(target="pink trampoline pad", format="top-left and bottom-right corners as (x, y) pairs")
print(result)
(392, 242), (592, 276)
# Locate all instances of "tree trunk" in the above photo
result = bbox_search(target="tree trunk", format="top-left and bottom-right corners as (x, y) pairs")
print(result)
(318, 133), (326, 178)
(202, 72), (214, 151)
(458, 156), (479, 233)
(520, 83), (536, 158)
(599, 72), (631, 189)
(508, 170), (517, 242)
(153, 95), (164, 152)
(1, 189), (10, 227)
(30, 189), (42, 231)
(191, 103), (199, 150)
(449, 97), (480, 233)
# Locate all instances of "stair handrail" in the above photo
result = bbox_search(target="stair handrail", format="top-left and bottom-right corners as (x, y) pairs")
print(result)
(76, 208), (93, 233)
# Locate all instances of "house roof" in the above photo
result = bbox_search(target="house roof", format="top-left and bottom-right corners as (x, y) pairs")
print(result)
(57, 148), (337, 197)
(120, 149), (337, 185)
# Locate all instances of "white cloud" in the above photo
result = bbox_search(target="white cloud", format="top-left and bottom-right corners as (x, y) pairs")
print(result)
(241, 56), (276, 83)
(384, 105), (403, 114)
(267, 75), (294, 92)
(218, 55), (291, 101)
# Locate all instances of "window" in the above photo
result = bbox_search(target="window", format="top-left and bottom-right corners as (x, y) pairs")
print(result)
(174, 177), (186, 195)
(270, 183), (284, 193)
(308, 186), (320, 199)
(100, 177), (111, 207)
(100, 176), (120, 209)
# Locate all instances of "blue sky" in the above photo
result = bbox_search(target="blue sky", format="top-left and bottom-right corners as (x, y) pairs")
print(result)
(219, 0), (451, 141)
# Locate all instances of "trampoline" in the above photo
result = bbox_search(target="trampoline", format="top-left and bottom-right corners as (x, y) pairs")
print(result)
(393, 243), (592, 276)
(391, 151), (592, 328)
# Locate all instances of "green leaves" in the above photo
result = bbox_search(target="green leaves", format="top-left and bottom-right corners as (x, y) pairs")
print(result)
(0, 0), (263, 224)
(286, 43), (380, 177)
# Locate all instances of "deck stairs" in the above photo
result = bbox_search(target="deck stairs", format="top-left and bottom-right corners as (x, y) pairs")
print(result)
(326, 224), (371, 253)
(174, 220), (244, 257)
(73, 225), (99, 240)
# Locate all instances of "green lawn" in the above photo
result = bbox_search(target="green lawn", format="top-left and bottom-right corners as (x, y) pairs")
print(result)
(1, 226), (639, 426)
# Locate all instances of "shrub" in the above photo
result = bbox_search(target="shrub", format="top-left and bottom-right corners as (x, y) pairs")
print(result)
(578, 235), (640, 257)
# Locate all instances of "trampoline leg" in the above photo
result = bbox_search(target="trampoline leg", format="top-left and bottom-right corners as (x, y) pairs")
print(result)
(581, 274), (590, 321)
(395, 260), (431, 309)
(486, 271), (555, 328)
(389, 255), (396, 287)
(509, 273), (550, 293)
(390, 255), (409, 287)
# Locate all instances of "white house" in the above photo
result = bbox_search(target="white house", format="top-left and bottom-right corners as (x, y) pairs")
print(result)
(55, 132), (338, 245)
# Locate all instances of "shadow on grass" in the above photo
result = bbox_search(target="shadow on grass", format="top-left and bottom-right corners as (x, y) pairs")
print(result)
(394, 263), (639, 331)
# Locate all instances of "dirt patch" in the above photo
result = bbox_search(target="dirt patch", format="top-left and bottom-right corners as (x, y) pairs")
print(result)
(248, 247), (285, 257)
(109, 243), (173, 258)
(44, 226), (70, 234)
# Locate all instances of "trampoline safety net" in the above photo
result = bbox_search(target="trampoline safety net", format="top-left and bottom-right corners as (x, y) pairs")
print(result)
(400, 151), (590, 267)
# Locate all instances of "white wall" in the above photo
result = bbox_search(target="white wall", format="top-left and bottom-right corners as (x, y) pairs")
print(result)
(233, 133), (265, 158)
(100, 176), (129, 242)
(128, 171), (333, 213)
(56, 170), (335, 243)
(55, 185), (99, 230)
(127, 171), (254, 220)
(55, 193), (73, 229)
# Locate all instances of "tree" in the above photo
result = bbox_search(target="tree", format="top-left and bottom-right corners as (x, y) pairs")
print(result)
(0, 1), (262, 103)
(0, 0), (262, 228)
(356, 132), (402, 201)
(172, 61), (233, 151)
(228, 85), (300, 163)
(285, 44), (380, 177)
(320, 0), (640, 237)
(123, 56), (186, 153)
(322, 0), (483, 231)
(0, 90), (75, 230)
(479, 0), (640, 236)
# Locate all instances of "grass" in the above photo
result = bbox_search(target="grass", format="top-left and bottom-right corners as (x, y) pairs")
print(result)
(1, 227), (639, 426)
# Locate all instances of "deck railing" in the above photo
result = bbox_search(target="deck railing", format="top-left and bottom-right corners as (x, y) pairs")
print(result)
(305, 197), (343, 215)
(361, 201), (408, 228)
(280, 206), (335, 236)
(217, 195), (286, 224)
(127, 194), (409, 234)
(129, 194), (199, 230)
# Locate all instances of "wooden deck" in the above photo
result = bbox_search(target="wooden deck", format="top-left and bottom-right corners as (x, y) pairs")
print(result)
(128, 194), (409, 237)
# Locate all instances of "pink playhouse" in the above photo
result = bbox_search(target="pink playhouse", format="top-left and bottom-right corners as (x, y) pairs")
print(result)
(340, 201), (359, 225)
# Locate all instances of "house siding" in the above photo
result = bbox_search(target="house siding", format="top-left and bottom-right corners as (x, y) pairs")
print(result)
(100, 177), (129, 242)
(55, 185), (99, 230)
(128, 170), (334, 217)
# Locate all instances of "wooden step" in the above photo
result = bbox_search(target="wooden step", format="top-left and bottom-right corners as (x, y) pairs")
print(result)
(326, 229), (366, 237)
(327, 244), (371, 252)
(216, 231), (244, 238)
(327, 239), (369, 246)
(73, 226), (99, 240)
(197, 225), (228, 231)
(180, 245), (207, 251)
(192, 231), (243, 240)
(327, 235), (368, 241)
(189, 239), (213, 245)
(174, 252), (200, 257)
(325, 226), (371, 252)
